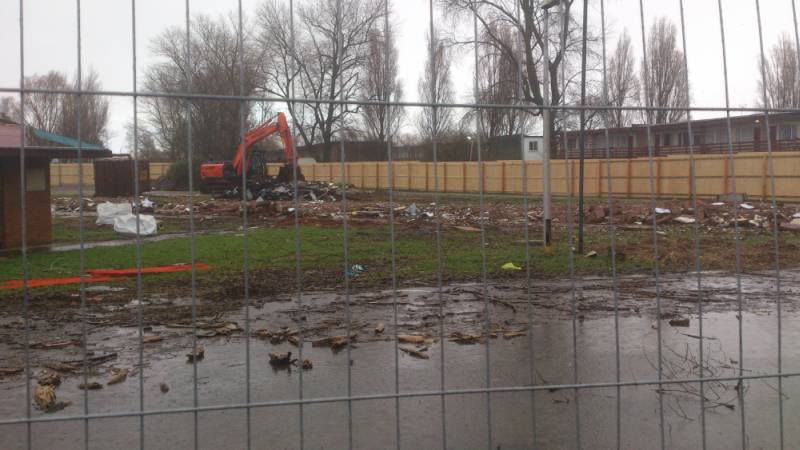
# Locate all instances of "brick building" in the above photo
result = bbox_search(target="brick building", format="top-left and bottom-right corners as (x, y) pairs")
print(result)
(563, 112), (800, 159)
(0, 118), (110, 249)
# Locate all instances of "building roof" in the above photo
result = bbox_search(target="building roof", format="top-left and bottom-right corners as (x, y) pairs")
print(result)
(0, 122), (111, 158)
(566, 111), (800, 136)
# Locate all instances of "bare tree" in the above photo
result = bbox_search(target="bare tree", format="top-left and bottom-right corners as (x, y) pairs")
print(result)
(143, 14), (262, 162)
(606, 30), (639, 128)
(60, 69), (110, 146)
(361, 23), (405, 142)
(3, 70), (109, 146)
(442, 0), (596, 150)
(640, 17), (688, 124)
(257, 0), (385, 161)
(125, 122), (164, 161)
(760, 32), (800, 109)
(417, 27), (455, 142)
(14, 72), (68, 133)
(466, 21), (530, 145)
(0, 96), (16, 121)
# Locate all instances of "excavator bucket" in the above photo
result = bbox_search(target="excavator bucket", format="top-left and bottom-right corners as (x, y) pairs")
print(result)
(276, 164), (305, 184)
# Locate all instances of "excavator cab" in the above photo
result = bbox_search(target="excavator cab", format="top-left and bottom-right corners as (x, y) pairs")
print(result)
(199, 112), (303, 193)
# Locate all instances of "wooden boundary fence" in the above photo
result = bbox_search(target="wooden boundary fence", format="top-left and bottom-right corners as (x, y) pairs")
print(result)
(268, 151), (800, 200)
(51, 152), (799, 200)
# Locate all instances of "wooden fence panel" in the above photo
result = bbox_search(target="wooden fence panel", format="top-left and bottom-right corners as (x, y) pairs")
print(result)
(48, 152), (800, 200)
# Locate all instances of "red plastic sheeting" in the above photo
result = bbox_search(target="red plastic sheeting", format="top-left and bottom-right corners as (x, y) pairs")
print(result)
(0, 276), (122, 290)
(87, 263), (210, 277)
(0, 263), (209, 291)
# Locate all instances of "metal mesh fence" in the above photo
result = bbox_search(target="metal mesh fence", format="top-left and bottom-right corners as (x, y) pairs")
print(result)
(1, 0), (799, 448)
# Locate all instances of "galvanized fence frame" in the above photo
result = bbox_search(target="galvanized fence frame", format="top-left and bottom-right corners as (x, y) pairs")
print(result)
(1, 0), (798, 449)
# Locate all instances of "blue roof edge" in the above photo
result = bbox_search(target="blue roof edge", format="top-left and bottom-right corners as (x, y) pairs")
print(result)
(31, 127), (103, 150)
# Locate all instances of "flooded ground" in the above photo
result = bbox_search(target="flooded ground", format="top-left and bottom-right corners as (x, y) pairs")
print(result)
(0, 269), (798, 449)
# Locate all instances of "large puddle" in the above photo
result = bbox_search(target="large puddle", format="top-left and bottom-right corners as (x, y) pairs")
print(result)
(1, 303), (798, 449)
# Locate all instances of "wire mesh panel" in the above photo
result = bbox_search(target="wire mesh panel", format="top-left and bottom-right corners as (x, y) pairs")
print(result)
(1, 0), (799, 449)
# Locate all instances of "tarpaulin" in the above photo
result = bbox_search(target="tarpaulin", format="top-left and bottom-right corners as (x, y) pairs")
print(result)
(0, 263), (210, 291)
(87, 263), (210, 277)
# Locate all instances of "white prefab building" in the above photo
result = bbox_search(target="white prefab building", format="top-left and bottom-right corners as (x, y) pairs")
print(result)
(522, 135), (545, 161)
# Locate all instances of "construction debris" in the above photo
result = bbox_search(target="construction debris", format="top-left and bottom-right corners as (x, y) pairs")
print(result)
(449, 332), (484, 344)
(0, 368), (24, 377)
(224, 180), (343, 203)
(269, 351), (296, 367)
(186, 345), (205, 363)
(34, 385), (56, 410)
(37, 371), (62, 387)
(254, 328), (298, 344)
(31, 340), (80, 350)
(107, 368), (130, 385)
(399, 346), (430, 359)
(669, 318), (691, 327)
(312, 334), (356, 352)
(503, 331), (526, 339)
(398, 335), (425, 345)
(143, 334), (163, 344)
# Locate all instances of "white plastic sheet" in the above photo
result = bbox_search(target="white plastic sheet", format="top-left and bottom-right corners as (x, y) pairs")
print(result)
(96, 202), (132, 225)
(113, 213), (157, 235)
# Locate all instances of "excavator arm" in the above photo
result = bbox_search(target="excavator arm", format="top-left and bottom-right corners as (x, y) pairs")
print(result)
(199, 112), (303, 193)
(231, 112), (296, 177)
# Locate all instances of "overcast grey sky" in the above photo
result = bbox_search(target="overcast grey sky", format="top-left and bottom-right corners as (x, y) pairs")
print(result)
(0, 0), (797, 153)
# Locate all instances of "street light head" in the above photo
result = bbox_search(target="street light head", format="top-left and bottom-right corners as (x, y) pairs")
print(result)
(466, 136), (473, 141)
(541, 0), (561, 10)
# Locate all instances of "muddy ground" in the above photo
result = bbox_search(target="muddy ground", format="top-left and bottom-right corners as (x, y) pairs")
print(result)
(0, 269), (798, 449)
(0, 191), (797, 448)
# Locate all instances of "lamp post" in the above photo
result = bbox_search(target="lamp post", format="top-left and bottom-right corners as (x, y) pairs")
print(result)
(541, 0), (559, 254)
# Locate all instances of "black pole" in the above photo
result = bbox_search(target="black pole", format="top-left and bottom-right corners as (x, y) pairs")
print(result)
(577, 0), (589, 254)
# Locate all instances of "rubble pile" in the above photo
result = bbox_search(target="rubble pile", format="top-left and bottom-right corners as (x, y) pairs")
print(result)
(52, 197), (97, 214)
(51, 188), (800, 233)
(222, 180), (343, 202)
(584, 197), (800, 232)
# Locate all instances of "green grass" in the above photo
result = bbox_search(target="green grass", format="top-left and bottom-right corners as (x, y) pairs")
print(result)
(1, 224), (632, 286)
(8, 219), (794, 296)
(51, 216), (241, 244)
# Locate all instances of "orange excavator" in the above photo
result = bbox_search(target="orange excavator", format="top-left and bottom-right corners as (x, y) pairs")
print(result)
(199, 112), (303, 193)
